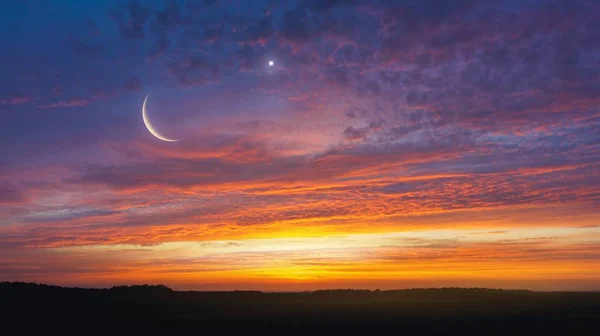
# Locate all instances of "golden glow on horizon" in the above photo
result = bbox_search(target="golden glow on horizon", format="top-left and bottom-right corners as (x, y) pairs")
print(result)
(5, 226), (595, 291)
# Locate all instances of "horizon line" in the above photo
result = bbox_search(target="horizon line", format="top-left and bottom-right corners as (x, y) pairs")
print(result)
(4, 281), (600, 293)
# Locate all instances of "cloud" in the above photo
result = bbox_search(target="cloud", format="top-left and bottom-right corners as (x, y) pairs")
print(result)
(236, 15), (275, 43)
(109, 0), (151, 41)
(153, 0), (183, 31)
(343, 126), (369, 141)
(302, 0), (353, 13)
(0, 181), (26, 204)
(280, 9), (314, 42)
(343, 120), (384, 141)
(166, 54), (222, 86)
(37, 99), (89, 109)
(0, 96), (32, 105)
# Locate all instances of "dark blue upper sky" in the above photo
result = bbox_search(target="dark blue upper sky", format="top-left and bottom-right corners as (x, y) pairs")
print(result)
(1, 0), (599, 193)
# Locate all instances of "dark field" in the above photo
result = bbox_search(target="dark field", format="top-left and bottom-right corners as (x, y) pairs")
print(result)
(3, 282), (600, 334)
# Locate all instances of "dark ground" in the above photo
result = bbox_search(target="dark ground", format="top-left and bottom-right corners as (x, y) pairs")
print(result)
(2, 282), (600, 334)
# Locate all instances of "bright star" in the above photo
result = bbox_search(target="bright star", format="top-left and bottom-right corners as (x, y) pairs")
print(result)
(268, 60), (274, 67)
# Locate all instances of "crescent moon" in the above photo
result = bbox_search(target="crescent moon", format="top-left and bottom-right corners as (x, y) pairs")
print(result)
(142, 94), (179, 142)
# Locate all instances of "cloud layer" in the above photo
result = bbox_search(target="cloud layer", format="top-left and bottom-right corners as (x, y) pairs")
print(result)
(0, 0), (599, 290)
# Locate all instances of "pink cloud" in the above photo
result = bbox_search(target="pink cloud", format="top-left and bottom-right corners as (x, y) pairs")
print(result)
(0, 95), (32, 105)
(37, 98), (89, 109)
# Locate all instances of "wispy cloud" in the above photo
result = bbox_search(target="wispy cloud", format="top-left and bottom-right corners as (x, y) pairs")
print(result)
(37, 99), (89, 109)
(0, 96), (32, 105)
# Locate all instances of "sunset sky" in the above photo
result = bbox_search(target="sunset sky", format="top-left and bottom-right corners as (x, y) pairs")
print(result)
(1, 0), (599, 291)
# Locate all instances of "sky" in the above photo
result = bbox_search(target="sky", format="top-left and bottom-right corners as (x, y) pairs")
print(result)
(1, 0), (599, 291)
